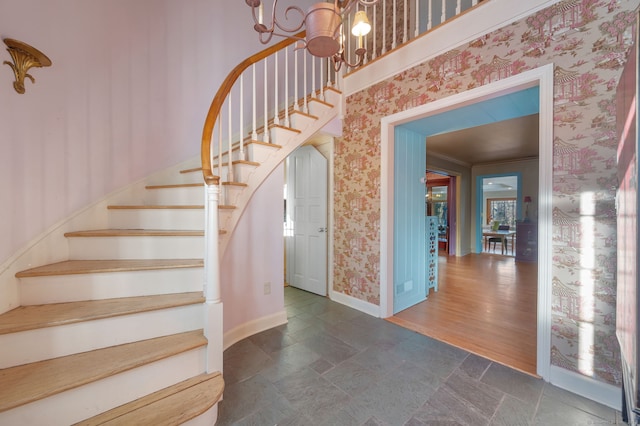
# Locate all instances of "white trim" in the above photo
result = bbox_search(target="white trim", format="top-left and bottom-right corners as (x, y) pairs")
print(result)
(380, 64), (554, 383)
(330, 288), (381, 317)
(343, 0), (560, 96)
(222, 310), (288, 351)
(549, 365), (622, 410)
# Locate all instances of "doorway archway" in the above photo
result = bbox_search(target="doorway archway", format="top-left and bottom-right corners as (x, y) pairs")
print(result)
(379, 64), (554, 380)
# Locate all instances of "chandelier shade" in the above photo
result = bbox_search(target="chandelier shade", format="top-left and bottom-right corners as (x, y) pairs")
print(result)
(245, 0), (379, 70)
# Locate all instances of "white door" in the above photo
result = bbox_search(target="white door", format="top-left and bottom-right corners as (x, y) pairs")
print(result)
(286, 146), (328, 296)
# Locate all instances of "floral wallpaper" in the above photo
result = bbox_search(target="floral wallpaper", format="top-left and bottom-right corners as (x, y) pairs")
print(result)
(334, 0), (639, 386)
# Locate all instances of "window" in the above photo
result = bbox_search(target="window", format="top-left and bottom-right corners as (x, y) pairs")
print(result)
(486, 198), (516, 227)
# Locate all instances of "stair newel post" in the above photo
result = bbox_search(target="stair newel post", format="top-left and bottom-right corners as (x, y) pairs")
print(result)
(273, 50), (280, 126)
(427, 0), (432, 30)
(263, 57), (270, 143)
(228, 97), (234, 183)
(284, 46), (291, 128)
(252, 64), (258, 141)
(204, 179), (223, 374)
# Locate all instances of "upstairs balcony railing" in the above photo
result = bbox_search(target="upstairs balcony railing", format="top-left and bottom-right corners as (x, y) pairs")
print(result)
(342, 0), (486, 70)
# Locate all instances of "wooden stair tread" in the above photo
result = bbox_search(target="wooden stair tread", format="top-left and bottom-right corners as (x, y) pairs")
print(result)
(64, 229), (204, 237)
(221, 181), (248, 187)
(74, 372), (224, 426)
(145, 183), (202, 190)
(0, 330), (206, 413)
(0, 292), (205, 335)
(269, 123), (301, 134)
(107, 205), (204, 210)
(308, 97), (334, 108)
(180, 167), (201, 174)
(16, 259), (204, 278)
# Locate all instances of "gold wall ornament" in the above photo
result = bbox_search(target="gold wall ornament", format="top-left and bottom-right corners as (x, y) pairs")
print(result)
(3, 38), (52, 94)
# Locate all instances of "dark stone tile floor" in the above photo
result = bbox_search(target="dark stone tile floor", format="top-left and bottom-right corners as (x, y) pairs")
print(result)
(217, 287), (623, 425)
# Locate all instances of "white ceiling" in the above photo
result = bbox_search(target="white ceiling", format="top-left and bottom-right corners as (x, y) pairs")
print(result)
(399, 87), (540, 166)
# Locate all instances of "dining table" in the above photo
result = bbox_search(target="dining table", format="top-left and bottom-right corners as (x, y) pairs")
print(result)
(482, 229), (517, 255)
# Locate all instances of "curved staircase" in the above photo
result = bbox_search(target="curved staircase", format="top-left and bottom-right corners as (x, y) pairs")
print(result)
(0, 38), (340, 424)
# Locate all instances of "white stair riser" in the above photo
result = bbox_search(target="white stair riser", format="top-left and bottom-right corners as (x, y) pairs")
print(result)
(19, 268), (204, 305)
(176, 171), (204, 184)
(290, 112), (317, 130)
(0, 348), (206, 426)
(144, 186), (204, 205)
(0, 305), (203, 369)
(68, 236), (204, 260)
(245, 143), (280, 163)
(323, 89), (340, 106)
(269, 127), (299, 147)
(213, 163), (258, 183)
(108, 209), (205, 230)
(308, 99), (332, 117)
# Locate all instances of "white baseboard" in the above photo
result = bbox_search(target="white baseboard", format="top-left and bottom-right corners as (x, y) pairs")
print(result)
(330, 289), (381, 318)
(223, 310), (288, 351)
(549, 365), (621, 410)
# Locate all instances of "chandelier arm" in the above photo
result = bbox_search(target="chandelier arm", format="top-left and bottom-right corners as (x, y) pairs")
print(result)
(271, 5), (306, 33)
(332, 47), (365, 71)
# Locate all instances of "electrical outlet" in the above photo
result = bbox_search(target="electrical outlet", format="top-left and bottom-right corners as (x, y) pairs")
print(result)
(264, 282), (271, 295)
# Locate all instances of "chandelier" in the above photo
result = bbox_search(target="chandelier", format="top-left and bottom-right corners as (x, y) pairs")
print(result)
(245, 0), (378, 70)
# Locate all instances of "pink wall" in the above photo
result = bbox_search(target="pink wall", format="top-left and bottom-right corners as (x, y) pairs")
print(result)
(0, 0), (311, 265)
(221, 164), (285, 333)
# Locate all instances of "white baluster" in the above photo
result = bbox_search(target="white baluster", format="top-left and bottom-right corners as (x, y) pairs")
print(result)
(217, 116), (222, 184)
(392, 0), (397, 49)
(284, 46), (290, 128)
(252, 64), (257, 141)
(441, 0), (446, 26)
(403, 0), (408, 43)
(456, 0), (461, 15)
(294, 48), (300, 111)
(239, 74), (245, 161)
(364, 5), (369, 64)
(228, 97), (233, 182)
(373, 3), (377, 59)
(428, 0), (433, 30)
(312, 55), (316, 100)
(472, 0), (478, 5)
(415, 0), (420, 38)
(263, 57), (269, 143)
(320, 55), (325, 101)
(273, 50), (280, 126)
(382, 0), (387, 54)
(303, 52), (309, 114)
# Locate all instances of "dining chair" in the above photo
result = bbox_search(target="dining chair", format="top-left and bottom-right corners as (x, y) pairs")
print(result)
(489, 225), (510, 252)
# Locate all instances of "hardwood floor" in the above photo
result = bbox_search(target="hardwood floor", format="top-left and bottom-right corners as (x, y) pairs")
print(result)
(387, 253), (538, 376)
